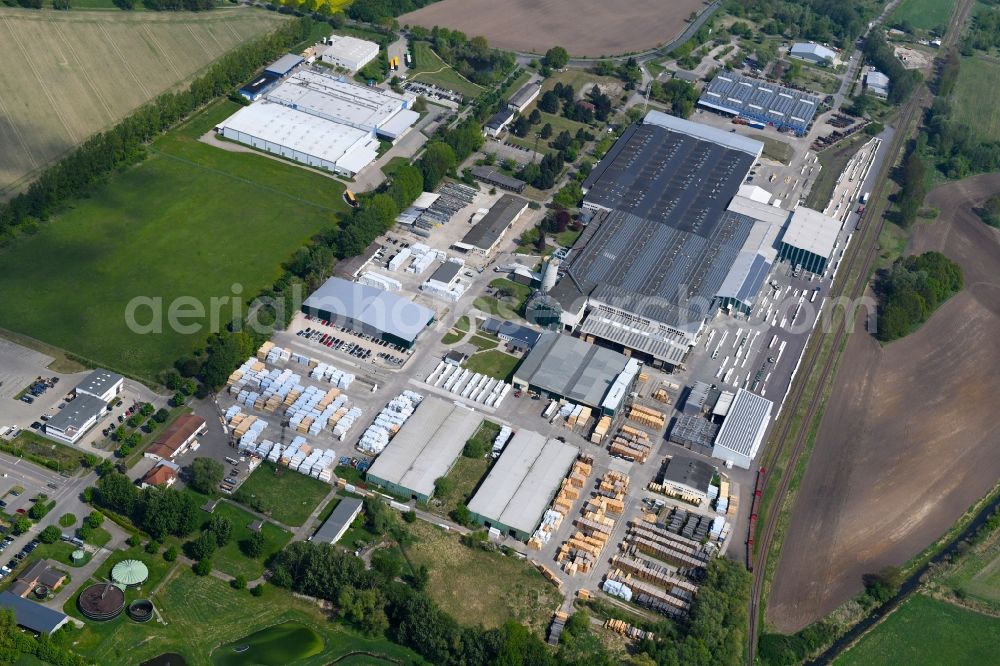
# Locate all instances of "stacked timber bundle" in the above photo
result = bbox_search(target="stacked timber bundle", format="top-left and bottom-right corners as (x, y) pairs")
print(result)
(558, 469), (629, 575)
(529, 455), (594, 548)
(590, 415), (612, 443)
(627, 404), (666, 430)
(256, 341), (274, 360)
(604, 618), (655, 641)
(548, 611), (568, 646)
(608, 425), (652, 463)
(652, 388), (670, 403)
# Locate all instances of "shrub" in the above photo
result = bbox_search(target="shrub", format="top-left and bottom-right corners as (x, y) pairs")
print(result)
(251, 584), (265, 597)
(145, 541), (159, 555)
(193, 558), (212, 576)
(231, 575), (247, 590)
(164, 546), (178, 562)
(39, 525), (62, 544)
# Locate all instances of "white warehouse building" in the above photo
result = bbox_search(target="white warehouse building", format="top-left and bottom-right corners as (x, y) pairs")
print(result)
(320, 34), (380, 73)
(216, 70), (419, 176)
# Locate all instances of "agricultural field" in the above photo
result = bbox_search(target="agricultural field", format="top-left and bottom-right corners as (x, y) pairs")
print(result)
(0, 7), (287, 197)
(835, 594), (1000, 665)
(942, 525), (1000, 608)
(402, 521), (562, 633)
(409, 41), (484, 99)
(889, 0), (955, 32)
(64, 568), (423, 665)
(950, 55), (1000, 144)
(401, 0), (706, 57)
(768, 173), (1000, 632)
(233, 461), (333, 527)
(0, 99), (348, 381)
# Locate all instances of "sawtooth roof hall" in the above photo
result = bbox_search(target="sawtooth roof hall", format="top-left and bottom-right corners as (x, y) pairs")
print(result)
(554, 110), (778, 368)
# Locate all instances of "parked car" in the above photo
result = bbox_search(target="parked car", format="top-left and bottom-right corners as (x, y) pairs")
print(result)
(20, 395), (33, 404)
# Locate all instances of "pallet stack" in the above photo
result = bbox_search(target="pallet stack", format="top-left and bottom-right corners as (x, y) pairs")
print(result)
(567, 405), (592, 430)
(652, 388), (670, 403)
(590, 415), (612, 444)
(256, 341), (275, 360)
(528, 456), (593, 550)
(557, 470), (630, 575)
(627, 404), (666, 430)
(608, 425), (652, 463)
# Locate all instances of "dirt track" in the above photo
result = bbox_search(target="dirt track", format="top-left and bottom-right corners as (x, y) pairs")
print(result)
(399, 0), (705, 57)
(766, 173), (1000, 633)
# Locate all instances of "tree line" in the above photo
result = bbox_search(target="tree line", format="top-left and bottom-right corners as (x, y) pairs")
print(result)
(0, 18), (314, 245)
(724, 0), (873, 48)
(875, 251), (963, 341)
(408, 27), (516, 87)
(347, 0), (436, 22)
(0, 610), (86, 666)
(863, 34), (923, 105)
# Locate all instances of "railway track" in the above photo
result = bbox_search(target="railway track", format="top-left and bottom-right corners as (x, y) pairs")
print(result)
(744, 0), (975, 660)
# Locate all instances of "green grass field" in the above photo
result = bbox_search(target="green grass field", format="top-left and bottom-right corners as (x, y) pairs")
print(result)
(410, 41), (484, 99)
(0, 99), (348, 381)
(233, 461), (333, 527)
(835, 594), (1000, 665)
(942, 528), (1000, 608)
(431, 457), (490, 517)
(208, 502), (291, 580)
(463, 349), (521, 380)
(403, 521), (560, 633)
(64, 568), (424, 666)
(951, 55), (1000, 143)
(890, 0), (955, 31)
(0, 7), (287, 195)
(0, 430), (89, 473)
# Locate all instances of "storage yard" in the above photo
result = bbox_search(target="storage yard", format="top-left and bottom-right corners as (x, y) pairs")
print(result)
(399, 0), (707, 57)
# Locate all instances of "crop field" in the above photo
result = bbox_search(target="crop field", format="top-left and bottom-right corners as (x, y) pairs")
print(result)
(0, 99), (348, 381)
(65, 569), (423, 665)
(768, 173), (1000, 632)
(401, 0), (705, 57)
(0, 7), (286, 197)
(835, 594), (1000, 665)
(409, 41), (484, 99)
(890, 0), (955, 31)
(951, 55), (1000, 143)
(402, 521), (561, 633)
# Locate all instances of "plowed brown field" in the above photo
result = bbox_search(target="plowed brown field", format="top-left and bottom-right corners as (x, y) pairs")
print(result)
(766, 173), (1000, 633)
(399, 0), (705, 57)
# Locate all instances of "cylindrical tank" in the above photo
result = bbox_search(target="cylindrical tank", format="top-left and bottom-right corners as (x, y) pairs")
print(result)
(541, 256), (560, 292)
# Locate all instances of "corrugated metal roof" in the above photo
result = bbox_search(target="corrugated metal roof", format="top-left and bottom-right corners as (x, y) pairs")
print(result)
(514, 333), (630, 407)
(312, 497), (363, 544)
(0, 592), (68, 634)
(365, 398), (481, 498)
(265, 53), (304, 76)
(712, 388), (773, 458)
(303, 277), (434, 343)
(699, 73), (822, 131)
(44, 394), (105, 437)
(76, 369), (123, 398)
(467, 432), (578, 535)
(781, 207), (840, 260)
(790, 43), (836, 61)
(459, 194), (527, 250)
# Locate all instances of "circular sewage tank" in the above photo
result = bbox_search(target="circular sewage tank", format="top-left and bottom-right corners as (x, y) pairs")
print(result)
(33, 585), (49, 599)
(111, 559), (149, 587)
(128, 599), (155, 623)
(78, 582), (126, 621)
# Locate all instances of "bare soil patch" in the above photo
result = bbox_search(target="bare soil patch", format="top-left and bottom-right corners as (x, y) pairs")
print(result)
(766, 173), (1000, 633)
(400, 0), (707, 57)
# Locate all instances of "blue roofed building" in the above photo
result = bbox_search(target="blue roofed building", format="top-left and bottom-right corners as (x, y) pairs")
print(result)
(0, 591), (70, 635)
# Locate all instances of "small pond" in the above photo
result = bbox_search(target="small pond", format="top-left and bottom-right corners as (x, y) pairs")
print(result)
(211, 621), (323, 666)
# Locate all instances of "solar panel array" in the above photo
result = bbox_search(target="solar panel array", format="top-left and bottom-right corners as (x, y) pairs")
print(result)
(699, 73), (822, 135)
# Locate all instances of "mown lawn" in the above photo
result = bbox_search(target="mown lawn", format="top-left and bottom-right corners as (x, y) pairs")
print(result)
(0, 99), (347, 381)
(463, 350), (521, 380)
(233, 461), (332, 527)
(402, 521), (561, 633)
(952, 55), (1000, 144)
(835, 594), (1000, 666)
(208, 502), (291, 580)
(890, 0), (955, 31)
(63, 568), (425, 666)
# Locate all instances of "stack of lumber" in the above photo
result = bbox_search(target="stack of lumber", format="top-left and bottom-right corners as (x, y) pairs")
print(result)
(567, 405), (592, 429)
(608, 573), (691, 613)
(652, 388), (670, 403)
(628, 404), (666, 430)
(529, 456), (594, 549)
(604, 618), (654, 641)
(590, 416), (612, 443)
(608, 425), (652, 463)
(256, 341), (275, 360)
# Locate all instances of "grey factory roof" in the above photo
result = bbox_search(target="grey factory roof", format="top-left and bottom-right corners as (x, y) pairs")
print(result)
(662, 454), (715, 494)
(716, 218), (781, 307)
(365, 398), (482, 498)
(265, 53), (304, 77)
(470, 166), (526, 192)
(577, 311), (688, 365)
(559, 208), (759, 333)
(485, 108), (515, 131)
(44, 394), (106, 437)
(712, 388), (773, 460)
(865, 70), (890, 94)
(312, 497), (363, 544)
(514, 332), (630, 407)
(467, 431), (578, 535)
(266, 70), (410, 131)
(459, 194), (528, 250)
(790, 43), (836, 62)
(780, 207), (841, 260)
(0, 591), (69, 634)
(76, 369), (123, 399)
(481, 318), (541, 348)
(699, 73), (822, 131)
(303, 277), (435, 343)
(668, 415), (720, 450)
(509, 81), (541, 108)
(428, 261), (461, 285)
